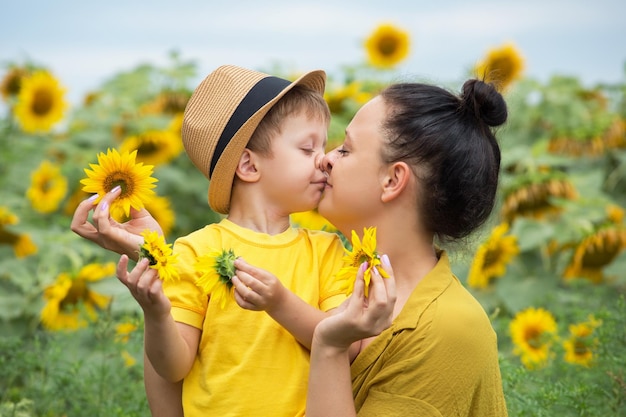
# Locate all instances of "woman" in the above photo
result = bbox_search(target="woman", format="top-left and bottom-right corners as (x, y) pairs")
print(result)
(71, 78), (508, 416)
(306, 79), (508, 416)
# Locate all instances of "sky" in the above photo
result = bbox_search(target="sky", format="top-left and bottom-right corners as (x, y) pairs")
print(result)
(2, 0), (625, 105)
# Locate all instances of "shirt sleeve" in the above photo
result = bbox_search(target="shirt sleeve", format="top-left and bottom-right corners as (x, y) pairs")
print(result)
(163, 233), (208, 330)
(316, 232), (348, 312)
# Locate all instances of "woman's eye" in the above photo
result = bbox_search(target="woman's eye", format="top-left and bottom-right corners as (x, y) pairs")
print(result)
(337, 148), (348, 155)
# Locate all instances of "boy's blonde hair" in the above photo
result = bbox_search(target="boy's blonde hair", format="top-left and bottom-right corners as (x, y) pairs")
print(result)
(247, 85), (330, 156)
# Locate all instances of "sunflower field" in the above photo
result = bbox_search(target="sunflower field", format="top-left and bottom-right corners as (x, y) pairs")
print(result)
(1, 23), (626, 416)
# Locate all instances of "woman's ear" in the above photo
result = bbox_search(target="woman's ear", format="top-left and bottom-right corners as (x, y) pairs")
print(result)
(235, 149), (260, 183)
(381, 161), (411, 203)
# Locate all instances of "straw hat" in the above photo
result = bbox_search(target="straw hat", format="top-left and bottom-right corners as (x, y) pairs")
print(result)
(182, 64), (326, 214)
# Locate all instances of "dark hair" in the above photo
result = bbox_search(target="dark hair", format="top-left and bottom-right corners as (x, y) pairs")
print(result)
(380, 79), (507, 242)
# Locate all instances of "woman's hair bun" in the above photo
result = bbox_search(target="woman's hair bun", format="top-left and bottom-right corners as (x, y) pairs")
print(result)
(460, 79), (508, 127)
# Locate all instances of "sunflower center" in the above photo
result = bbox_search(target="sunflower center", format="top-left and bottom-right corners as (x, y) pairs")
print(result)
(573, 340), (590, 356)
(61, 279), (88, 309)
(32, 88), (54, 116)
(581, 244), (620, 267)
(378, 36), (399, 57)
(0, 229), (19, 245)
(483, 248), (501, 269)
(138, 140), (159, 156)
(524, 327), (543, 350)
(105, 173), (133, 196)
(4, 72), (23, 96)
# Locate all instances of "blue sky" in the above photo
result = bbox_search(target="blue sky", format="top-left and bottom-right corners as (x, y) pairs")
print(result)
(2, 0), (625, 105)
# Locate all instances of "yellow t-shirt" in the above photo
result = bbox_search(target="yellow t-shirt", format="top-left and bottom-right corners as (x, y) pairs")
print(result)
(163, 218), (346, 417)
(351, 251), (508, 417)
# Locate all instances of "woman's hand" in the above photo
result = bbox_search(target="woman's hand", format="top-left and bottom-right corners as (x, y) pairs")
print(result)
(314, 256), (397, 350)
(70, 186), (163, 261)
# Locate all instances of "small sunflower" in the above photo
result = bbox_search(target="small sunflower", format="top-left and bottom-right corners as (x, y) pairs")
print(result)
(119, 129), (183, 166)
(548, 118), (626, 157)
(195, 249), (238, 309)
(474, 42), (525, 91)
(501, 176), (578, 223)
(80, 148), (158, 218)
(324, 81), (372, 115)
(509, 307), (558, 369)
(563, 316), (602, 367)
(40, 262), (114, 331)
(0, 66), (29, 101)
(121, 350), (137, 367)
(291, 209), (337, 232)
(139, 90), (190, 115)
(0, 207), (37, 258)
(13, 70), (68, 133)
(115, 322), (139, 344)
(365, 23), (411, 69)
(26, 160), (68, 214)
(138, 230), (179, 282)
(562, 226), (626, 283)
(468, 223), (519, 289)
(337, 227), (388, 296)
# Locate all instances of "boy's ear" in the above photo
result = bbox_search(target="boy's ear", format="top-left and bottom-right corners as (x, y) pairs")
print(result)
(381, 161), (411, 203)
(235, 149), (260, 183)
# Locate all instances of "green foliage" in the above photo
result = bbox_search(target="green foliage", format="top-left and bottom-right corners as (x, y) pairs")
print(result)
(0, 313), (147, 417)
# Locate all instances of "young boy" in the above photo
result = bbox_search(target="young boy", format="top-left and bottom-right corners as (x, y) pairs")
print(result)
(77, 65), (347, 416)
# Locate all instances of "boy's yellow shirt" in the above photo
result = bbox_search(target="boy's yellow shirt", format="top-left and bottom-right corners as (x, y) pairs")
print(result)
(163, 218), (346, 416)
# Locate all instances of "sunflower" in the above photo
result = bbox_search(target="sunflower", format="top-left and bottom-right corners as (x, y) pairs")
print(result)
(26, 160), (68, 214)
(501, 177), (578, 223)
(195, 249), (237, 309)
(365, 23), (410, 69)
(0, 207), (37, 258)
(111, 194), (176, 237)
(336, 227), (388, 296)
(80, 148), (158, 218)
(119, 129), (183, 166)
(562, 226), (626, 283)
(13, 70), (68, 133)
(40, 262), (114, 331)
(563, 316), (602, 367)
(121, 350), (137, 367)
(324, 81), (372, 115)
(139, 230), (179, 282)
(115, 321), (139, 343)
(474, 42), (525, 91)
(291, 209), (337, 233)
(0, 66), (29, 101)
(468, 223), (519, 289)
(548, 118), (626, 156)
(139, 90), (190, 115)
(509, 307), (558, 369)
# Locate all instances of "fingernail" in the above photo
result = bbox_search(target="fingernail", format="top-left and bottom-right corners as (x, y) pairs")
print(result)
(100, 201), (109, 212)
(110, 185), (121, 193)
(381, 254), (391, 268)
(373, 266), (381, 276)
(359, 262), (368, 273)
(87, 194), (99, 202)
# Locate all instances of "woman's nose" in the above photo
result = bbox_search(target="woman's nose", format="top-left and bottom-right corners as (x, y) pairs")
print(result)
(319, 150), (335, 174)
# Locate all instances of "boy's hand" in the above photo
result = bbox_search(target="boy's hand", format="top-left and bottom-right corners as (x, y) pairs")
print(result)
(71, 187), (163, 261)
(231, 258), (286, 312)
(117, 255), (172, 319)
